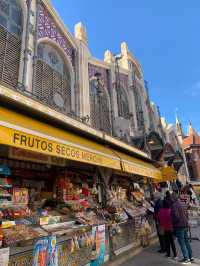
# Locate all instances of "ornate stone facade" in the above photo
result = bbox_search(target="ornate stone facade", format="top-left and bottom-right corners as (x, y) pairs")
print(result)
(37, 3), (75, 65)
(0, 0), (185, 168)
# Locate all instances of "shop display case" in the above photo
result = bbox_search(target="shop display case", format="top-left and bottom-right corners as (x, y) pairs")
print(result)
(0, 157), (156, 266)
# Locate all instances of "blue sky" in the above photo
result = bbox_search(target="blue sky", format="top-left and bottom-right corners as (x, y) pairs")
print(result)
(52, 0), (200, 134)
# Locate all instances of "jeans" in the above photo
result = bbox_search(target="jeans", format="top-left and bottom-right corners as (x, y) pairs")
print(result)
(175, 228), (193, 260)
(165, 230), (177, 257)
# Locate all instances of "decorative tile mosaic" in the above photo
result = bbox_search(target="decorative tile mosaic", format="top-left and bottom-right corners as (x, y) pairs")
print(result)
(37, 3), (75, 66)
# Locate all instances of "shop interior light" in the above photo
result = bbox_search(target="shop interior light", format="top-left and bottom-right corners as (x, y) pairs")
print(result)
(148, 140), (155, 145)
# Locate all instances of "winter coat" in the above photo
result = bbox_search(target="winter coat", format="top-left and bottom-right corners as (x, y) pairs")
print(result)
(171, 199), (188, 229)
(158, 208), (173, 231)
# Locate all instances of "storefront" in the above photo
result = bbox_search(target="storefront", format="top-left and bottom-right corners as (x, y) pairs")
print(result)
(0, 107), (161, 266)
(106, 173), (155, 256)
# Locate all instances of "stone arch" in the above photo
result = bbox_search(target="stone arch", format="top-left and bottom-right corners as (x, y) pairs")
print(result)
(34, 38), (75, 114)
(89, 76), (112, 134)
(0, 0), (26, 88)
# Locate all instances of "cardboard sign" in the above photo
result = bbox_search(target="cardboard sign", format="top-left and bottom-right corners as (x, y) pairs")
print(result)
(13, 188), (29, 205)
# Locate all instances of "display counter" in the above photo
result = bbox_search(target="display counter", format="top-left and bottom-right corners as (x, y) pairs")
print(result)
(8, 232), (93, 266)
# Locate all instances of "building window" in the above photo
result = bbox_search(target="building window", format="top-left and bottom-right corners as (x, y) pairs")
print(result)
(34, 43), (72, 114)
(0, 0), (22, 88)
(133, 85), (145, 131)
(90, 78), (111, 134)
(117, 86), (129, 119)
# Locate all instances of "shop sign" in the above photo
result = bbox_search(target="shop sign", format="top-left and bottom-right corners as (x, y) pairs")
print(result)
(90, 224), (106, 266)
(0, 126), (119, 169)
(9, 147), (66, 166)
(0, 247), (9, 266)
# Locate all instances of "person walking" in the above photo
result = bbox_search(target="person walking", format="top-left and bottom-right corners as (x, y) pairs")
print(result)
(158, 199), (177, 259)
(171, 193), (193, 265)
(154, 192), (166, 253)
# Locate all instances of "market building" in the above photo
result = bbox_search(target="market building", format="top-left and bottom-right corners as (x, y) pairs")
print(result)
(0, 0), (187, 265)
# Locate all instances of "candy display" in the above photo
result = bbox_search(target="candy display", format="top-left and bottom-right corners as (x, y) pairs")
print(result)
(2, 225), (46, 246)
(0, 207), (31, 220)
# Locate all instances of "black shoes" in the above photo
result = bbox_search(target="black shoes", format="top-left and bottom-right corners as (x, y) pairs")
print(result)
(158, 249), (165, 253)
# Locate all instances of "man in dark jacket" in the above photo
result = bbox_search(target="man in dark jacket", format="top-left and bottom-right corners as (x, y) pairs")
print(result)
(171, 193), (193, 265)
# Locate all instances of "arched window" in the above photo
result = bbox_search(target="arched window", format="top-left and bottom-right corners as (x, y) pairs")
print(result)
(117, 86), (129, 119)
(0, 0), (22, 88)
(34, 43), (72, 114)
(90, 78), (111, 134)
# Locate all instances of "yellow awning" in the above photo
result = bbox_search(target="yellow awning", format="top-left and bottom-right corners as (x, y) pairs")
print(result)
(0, 107), (161, 179)
(0, 107), (120, 170)
(153, 166), (177, 183)
(116, 151), (162, 179)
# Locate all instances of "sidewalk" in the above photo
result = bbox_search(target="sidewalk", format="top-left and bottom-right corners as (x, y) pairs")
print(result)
(107, 238), (200, 266)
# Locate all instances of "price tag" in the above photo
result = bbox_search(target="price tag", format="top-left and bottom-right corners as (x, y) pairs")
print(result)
(1, 221), (15, 229)
(40, 217), (49, 226)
